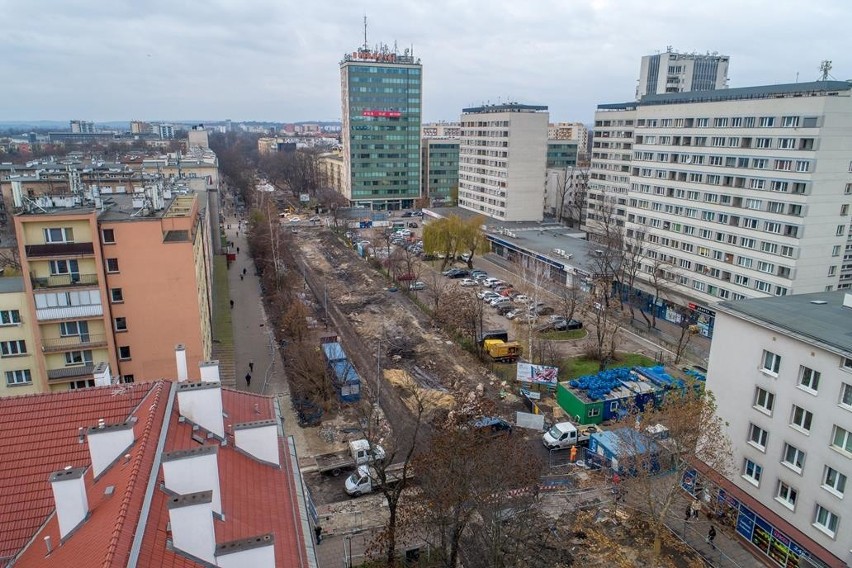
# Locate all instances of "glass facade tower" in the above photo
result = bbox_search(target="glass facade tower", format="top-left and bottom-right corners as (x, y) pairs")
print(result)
(340, 47), (422, 210)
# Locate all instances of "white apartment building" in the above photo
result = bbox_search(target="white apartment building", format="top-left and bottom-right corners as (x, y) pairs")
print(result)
(422, 121), (460, 139)
(637, 48), (729, 99)
(707, 290), (852, 568)
(549, 121), (589, 151)
(587, 81), (852, 336)
(458, 103), (548, 222)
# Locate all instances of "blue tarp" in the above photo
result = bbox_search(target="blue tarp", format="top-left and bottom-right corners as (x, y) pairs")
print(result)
(321, 342), (347, 363)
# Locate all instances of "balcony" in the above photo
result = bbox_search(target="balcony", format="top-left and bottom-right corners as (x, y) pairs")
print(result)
(47, 365), (95, 381)
(25, 242), (94, 258)
(31, 273), (98, 289)
(35, 303), (103, 322)
(41, 334), (107, 353)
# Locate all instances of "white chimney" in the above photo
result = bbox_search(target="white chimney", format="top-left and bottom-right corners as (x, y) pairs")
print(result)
(175, 344), (188, 382)
(234, 420), (280, 466)
(49, 467), (89, 539)
(215, 534), (275, 568)
(198, 360), (220, 383)
(92, 362), (111, 387)
(176, 382), (224, 439)
(167, 490), (215, 564)
(87, 421), (134, 478)
(162, 446), (222, 515)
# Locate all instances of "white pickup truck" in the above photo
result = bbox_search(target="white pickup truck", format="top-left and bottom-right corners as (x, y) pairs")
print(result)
(542, 422), (598, 450)
(344, 462), (412, 497)
(314, 439), (385, 476)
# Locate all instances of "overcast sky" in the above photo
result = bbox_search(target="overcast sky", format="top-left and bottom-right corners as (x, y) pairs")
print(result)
(1, 0), (849, 124)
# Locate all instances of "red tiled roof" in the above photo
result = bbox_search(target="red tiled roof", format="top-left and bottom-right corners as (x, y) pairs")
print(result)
(135, 387), (308, 568)
(0, 382), (162, 564)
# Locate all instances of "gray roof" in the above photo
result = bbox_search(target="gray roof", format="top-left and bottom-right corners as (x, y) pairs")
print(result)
(598, 80), (852, 110)
(716, 290), (852, 355)
(462, 103), (548, 114)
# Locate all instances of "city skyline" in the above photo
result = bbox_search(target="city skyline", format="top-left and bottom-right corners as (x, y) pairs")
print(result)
(1, 0), (850, 123)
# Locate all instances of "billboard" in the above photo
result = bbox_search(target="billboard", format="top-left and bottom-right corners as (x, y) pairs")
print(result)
(516, 363), (559, 385)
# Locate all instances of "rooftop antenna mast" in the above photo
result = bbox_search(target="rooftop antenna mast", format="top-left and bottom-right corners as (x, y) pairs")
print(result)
(363, 15), (368, 51)
(818, 60), (834, 81)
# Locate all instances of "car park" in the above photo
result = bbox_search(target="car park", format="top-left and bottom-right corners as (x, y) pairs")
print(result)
(459, 278), (477, 287)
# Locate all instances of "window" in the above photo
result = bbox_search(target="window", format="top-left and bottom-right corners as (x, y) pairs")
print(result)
(752, 158), (768, 169)
(741, 237), (756, 249)
(832, 245), (841, 257)
(0, 340), (27, 357)
(121, 375), (135, 384)
(841, 383), (852, 408)
(754, 387), (775, 413)
(843, 357), (852, 372)
(69, 379), (95, 390)
(822, 466), (847, 496)
(0, 310), (21, 325)
(759, 117), (775, 127)
(588, 407), (600, 418)
(43, 227), (73, 243)
(836, 225), (845, 237)
(776, 481), (798, 509)
(762, 350), (781, 375)
(106, 258), (120, 273)
(110, 288), (124, 303)
(5, 369), (31, 386)
(782, 443), (806, 472)
(65, 351), (93, 366)
(829, 266), (837, 277)
(748, 423), (768, 450)
(798, 367), (820, 392)
(813, 504), (839, 537)
(49, 259), (79, 277)
(114, 317), (127, 332)
(756, 138), (772, 148)
(745, 199), (762, 210)
(831, 425), (852, 454)
(790, 405), (813, 432)
(757, 261), (774, 273)
(119, 346), (132, 360)
(782, 116), (799, 128)
(743, 458), (763, 486)
(796, 160), (810, 172)
(778, 138), (796, 149)
(755, 280), (771, 293)
(775, 159), (792, 171)
(101, 228), (115, 243)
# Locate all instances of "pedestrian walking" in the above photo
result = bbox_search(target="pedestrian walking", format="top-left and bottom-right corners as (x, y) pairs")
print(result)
(707, 525), (717, 549)
(249, 360), (254, 373)
(230, 299), (234, 309)
(685, 503), (692, 521)
(314, 525), (322, 544)
(243, 268), (247, 276)
(237, 246), (240, 254)
(691, 498), (702, 519)
(240, 274), (244, 281)
(245, 373), (252, 387)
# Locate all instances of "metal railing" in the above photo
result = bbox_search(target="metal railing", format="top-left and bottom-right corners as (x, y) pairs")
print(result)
(41, 334), (108, 353)
(31, 273), (98, 289)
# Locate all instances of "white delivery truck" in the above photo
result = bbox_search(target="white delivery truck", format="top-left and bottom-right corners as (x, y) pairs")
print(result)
(314, 439), (385, 476)
(542, 422), (598, 450)
(344, 463), (411, 497)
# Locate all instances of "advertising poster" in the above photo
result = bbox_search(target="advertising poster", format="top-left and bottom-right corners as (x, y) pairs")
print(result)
(516, 363), (559, 385)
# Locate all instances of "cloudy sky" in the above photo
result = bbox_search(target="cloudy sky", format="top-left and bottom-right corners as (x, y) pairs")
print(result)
(1, 0), (849, 124)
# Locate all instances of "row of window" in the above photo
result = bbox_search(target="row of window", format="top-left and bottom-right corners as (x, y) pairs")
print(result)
(636, 115), (818, 129)
(632, 151), (813, 173)
(742, 457), (841, 537)
(42, 227), (116, 244)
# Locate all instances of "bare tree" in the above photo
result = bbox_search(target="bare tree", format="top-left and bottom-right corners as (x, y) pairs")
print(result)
(555, 165), (588, 227)
(582, 281), (624, 371)
(618, 227), (648, 320)
(284, 341), (335, 407)
(0, 247), (21, 272)
(610, 387), (732, 557)
(585, 196), (624, 307)
(642, 253), (679, 330)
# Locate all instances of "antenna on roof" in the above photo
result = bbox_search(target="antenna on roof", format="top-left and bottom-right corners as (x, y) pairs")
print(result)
(363, 14), (368, 51)
(818, 60), (834, 82)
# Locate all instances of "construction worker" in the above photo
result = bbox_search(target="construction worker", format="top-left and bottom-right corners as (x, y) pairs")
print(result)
(570, 445), (577, 462)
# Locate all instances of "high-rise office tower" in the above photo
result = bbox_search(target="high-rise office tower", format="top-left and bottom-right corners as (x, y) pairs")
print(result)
(340, 44), (422, 210)
(637, 48), (729, 100)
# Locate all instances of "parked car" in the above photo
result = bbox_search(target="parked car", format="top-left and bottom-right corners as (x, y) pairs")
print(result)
(459, 278), (478, 287)
(530, 305), (555, 316)
(473, 274), (489, 283)
(483, 277), (502, 288)
(514, 294), (531, 304)
(408, 281), (426, 291)
(554, 319), (583, 331)
(490, 297), (513, 307)
(446, 270), (469, 279)
(496, 304), (516, 316)
(408, 222), (418, 228)
(499, 288), (516, 297)
(401, 211), (413, 217)
(504, 309), (521, 320)
(471, 269), (487, 277)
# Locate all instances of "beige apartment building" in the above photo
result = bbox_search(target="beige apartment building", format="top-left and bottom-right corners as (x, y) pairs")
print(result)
(0, 276), (41, 396)
(10, 181), (212, 393)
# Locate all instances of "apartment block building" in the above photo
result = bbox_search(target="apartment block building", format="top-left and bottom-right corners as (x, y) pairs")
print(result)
(587, 81), (852, 336)
(0, 276), (42, 395)
(11, 181), (212, 392)
(637, 48), (729, 99)
(548, 122), (589, 161)
(420, 138), (459, 205)
(340, 45), (422, 210)
(706, 291), (852, 568)
(422, 121), (461, 139)
(458, 103), (549, 222)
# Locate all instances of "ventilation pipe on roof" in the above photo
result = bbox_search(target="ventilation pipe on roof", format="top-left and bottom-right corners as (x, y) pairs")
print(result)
(215, 534), (275, 568)
(162, 446), (222, 515)
(49, 467), (89, 539)
(167, 491), (215, 563)
(176, 382), (224, 439)
(234, 420), (280, 466)
(198, 360), (220, 383)
(175, 344), (188, 382)
(87, 421), (135, 477)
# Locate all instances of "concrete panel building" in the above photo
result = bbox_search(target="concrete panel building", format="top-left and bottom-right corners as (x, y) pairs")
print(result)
(340, 45), (422, 210)
(637, 48), (729, 99)
(0, 276), (42, 396)
(707, 290), (852, 567)
(587, 81), (852, 336)
(458, 103), (549, 222)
